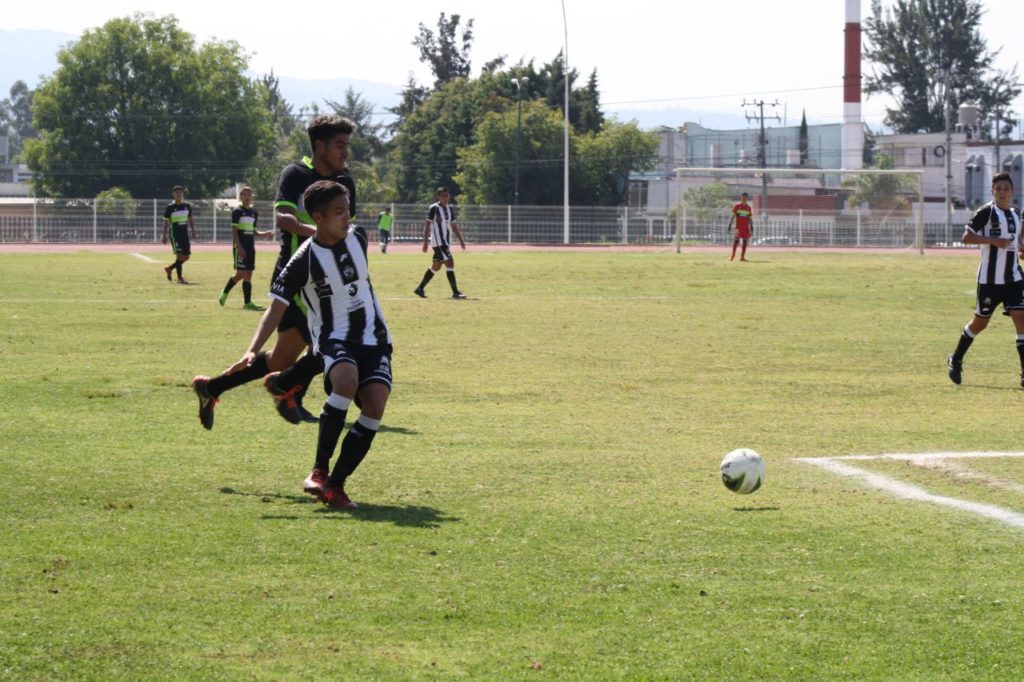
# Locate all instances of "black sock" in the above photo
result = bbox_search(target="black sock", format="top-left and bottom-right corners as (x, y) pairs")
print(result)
(1016, 337), (1024, 373)
(417, 269), (435, 290)
(275, 353), (322, 392)
(316, 403), (348, 471)
(242, 281), (252, 304)
(175, 261), (183, 278)
(330, 418), (379, 484)
(446, 268), (459, 293)
(223, 278), (237, 294)
(206, 352), (269, 397)
(952, 327), (975, 362)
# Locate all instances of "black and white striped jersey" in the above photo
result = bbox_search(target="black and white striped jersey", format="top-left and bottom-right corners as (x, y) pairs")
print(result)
(269, 226), (391, 352)
(966, 202), (1023, 285)
(426, 202), (457, 248)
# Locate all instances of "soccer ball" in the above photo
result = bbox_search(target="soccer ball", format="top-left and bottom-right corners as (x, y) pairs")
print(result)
(720, 448), (765, 494)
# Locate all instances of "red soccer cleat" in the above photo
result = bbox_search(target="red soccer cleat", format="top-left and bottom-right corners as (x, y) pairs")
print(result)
(302, 468), (328, 496)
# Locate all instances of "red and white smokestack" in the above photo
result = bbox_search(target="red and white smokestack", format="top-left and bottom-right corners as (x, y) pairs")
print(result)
(842, 0), (864, 170)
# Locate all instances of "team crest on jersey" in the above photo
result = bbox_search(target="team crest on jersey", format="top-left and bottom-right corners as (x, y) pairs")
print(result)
(342, 264), (356, 281)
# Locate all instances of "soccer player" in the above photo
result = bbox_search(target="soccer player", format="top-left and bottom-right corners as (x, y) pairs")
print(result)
(728, 192), (753, 262)
(220, 186), (274, 310)
(227, 180), (393, 509)
(191, 115), (358, 429)
(946, 171), (1024, 387)
(377, 206), (393, 253)
(413, 187), (467, 299)
(161, 185), (197, 283)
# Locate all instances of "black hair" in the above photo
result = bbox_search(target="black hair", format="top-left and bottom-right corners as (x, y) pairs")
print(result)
(307, 115), (356, 151)
(303, 180), (349, 218)
(992, 171), (1014, 189)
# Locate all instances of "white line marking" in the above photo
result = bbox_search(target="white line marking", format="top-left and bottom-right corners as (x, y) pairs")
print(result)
(795, 452), (1024, 530)
(129, 253), (158, 263)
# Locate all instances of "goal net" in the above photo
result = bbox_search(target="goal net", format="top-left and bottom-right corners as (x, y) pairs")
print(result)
(671, 167), (925, 252)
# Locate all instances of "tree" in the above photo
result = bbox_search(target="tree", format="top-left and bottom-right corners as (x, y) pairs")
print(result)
(95, 186), (137, 219)
(25, 13), (273, 198)
(683, 182), (731, 225)
(863, 0), (1020, 135)
(573, 121), (658, 206)
(0, 81), (38, 161)
(414, 13), (474, 87)
(798, 110), (809, 166)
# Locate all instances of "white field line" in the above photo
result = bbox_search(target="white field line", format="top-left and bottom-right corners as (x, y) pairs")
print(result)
(130, 253), (159, 263)
(794, 453), (1024, 530)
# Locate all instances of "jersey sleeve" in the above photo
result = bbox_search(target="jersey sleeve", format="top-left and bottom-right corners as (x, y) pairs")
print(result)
(163, 203), (173, 220)
(966, 205), (993, 235)
(231, 208), (242, 225)
(427, 204), (438, 221)
(274, 165), (303, 209)
(269, 242), (311, 304)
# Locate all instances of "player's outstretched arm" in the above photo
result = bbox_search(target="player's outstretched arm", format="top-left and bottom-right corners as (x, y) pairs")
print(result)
(276, 206), (317, 238)
(452, 222), (466, 249)
(225, 299), (289, 374)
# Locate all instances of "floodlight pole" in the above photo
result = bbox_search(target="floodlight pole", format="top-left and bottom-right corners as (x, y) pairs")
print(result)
(561, 0), (570, 244)
(942, 71), (952, 240)
(511, 77), (528, 208)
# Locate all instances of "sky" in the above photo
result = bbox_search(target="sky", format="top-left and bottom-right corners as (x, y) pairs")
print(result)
(3, 0), (1024, 131)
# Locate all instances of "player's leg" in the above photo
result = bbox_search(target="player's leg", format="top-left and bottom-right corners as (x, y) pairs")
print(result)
(730, 238), (738, 260)
(307, 352), (359, 499)
(415, 253), (443, 297)
(444, 255), (465, 298)
(221, 243), (243, 305)
(740, 238), (748, 261)
(322, 348), (392, 509)
(265, 351), (322, 424)
(949, 286), (992, 384)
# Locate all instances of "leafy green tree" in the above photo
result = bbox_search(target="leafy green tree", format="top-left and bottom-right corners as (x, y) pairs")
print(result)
(95, 186), (137, 219)
(414, 13), (474, 87)
(574, 121), (658, 206)
(848, 153), (918, 212)
(25, 13), (273, 198)
(799, 110), (809, 166)
(0, 81), (38, 161)
(683, 182), (731, 225)
(864, 0), (1020, 135)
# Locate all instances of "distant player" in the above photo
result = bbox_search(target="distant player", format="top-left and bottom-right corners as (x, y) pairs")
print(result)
(946, 171), (1024, 387)
(728, 192), (753, 262)
(220, 186), (274, 310)
(191, 115), (358, 429)
(226, 180), (393, 509)
(413, 186), (467, 299)
(377, 206), (393, 253)
(161, 185), (197, 283)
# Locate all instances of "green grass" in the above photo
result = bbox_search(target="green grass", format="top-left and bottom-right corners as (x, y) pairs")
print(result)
(2, 246), (1024, 679)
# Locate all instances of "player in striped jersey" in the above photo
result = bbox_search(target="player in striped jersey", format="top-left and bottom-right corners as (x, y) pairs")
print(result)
(161, 185), (197, 283)
(947, 172), (1024, 387)
(228, 180), (392, 508)
(191, 116), (357, 429)
(219, 186), (273, 309)
(414, 187), (467, 299)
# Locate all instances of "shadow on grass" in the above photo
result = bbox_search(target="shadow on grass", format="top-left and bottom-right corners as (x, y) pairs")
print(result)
(314, 502), (459, 529)
(219, 487), (457, 528)
(379, 424), (420, 435)
(732, 506), (780, 512)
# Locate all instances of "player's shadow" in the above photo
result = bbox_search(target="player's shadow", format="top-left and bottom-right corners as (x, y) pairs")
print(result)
(220, 487), (316, 505)
(314, 503), (458, 529)
(732, 506), (780, 512)
(378, 425), (419, 435)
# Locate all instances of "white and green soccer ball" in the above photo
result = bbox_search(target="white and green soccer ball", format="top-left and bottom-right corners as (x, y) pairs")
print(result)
(720, 448), (765, 494)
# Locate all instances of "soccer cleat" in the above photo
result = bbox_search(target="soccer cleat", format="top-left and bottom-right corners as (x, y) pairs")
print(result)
(321, 482), (358, 509)
(243, 302), (265, 311)
(1020, 372), (1024, 389)
(219, 291), (228, 306)
(414, 288), (426, 298)
(452, 291), (467, 299)
(947, 355), (962, 385)
(177, 278), (189, 285)
(264, 372), (303, 424)
(191, 375), (218, 430)
(302, 468), (328, 496)
(164, 266), (173, 281)
(297, 404), (320, 423)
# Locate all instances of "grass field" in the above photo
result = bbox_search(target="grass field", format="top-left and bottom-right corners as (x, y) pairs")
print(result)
(4, 246), (1024, 679)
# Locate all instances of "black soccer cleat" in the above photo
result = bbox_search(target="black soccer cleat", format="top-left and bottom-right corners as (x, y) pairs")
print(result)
(297, 403), (320, 423)
(452, 291), (467, 299)
(947, 355), (962, 385)
(264, 372), (303, 425)
(414, 288), (427, 298)
(191, 376), (218, 430)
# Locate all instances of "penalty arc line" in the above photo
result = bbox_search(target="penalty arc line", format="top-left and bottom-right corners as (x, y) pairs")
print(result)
(794, 455), (1024, 530)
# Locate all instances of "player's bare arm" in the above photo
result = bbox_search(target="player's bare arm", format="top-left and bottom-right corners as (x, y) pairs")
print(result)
(188, 214), (197, 239)
(422, 219), (432, 252)
(276, 205), (317, 238)
(962, 228), (1012, 249)
(225, 299), (290, 374)
(452, 222), (466, 249)
(161, 219), (169, 244)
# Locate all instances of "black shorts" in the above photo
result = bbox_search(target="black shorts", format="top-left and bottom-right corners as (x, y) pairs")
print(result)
(379, 230), (391, 244)
(431, 245), (454, 262)
(320, 339), (393, 394)
(234, 233), (255, 271)
(277, 299), (312, 344)
(170, 226), (191, 256)
(976, 281), (1024, 317)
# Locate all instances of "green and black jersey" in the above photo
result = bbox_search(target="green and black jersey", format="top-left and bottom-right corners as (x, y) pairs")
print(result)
(231, 206), (258, 233)
(164, 202), (192, 229)
(272, 157), (357, 280)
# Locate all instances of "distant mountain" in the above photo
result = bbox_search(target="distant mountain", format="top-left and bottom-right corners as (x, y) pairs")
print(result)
(0, 29), (75, 93)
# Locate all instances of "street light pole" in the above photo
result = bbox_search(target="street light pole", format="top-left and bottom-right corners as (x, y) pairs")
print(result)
(561, 0), (570, 244)
(511, 77), (527, 208)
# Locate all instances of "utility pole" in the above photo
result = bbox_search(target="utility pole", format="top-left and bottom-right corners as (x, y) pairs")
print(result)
(742, 99), (781, 223)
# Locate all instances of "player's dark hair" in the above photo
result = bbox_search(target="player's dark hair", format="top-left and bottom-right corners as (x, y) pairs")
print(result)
(307, 115), (356, 150)
(304, 180), (349, 218)
(992, 171), (1014, 188)
(436, 186), (449, 197)
(172, 185), (184, 192)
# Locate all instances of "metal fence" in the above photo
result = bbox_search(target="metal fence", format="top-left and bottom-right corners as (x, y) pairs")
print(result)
(0, 197), (972, 248)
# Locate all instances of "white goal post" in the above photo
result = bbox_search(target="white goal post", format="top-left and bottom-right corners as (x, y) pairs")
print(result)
(671, 167), (925, 253)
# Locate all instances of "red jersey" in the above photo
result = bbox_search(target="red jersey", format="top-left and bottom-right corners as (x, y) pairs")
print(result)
(732, 202), (753, 238)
